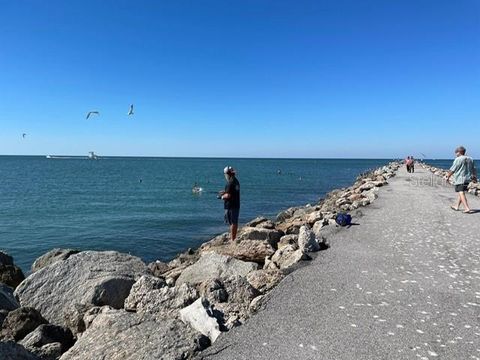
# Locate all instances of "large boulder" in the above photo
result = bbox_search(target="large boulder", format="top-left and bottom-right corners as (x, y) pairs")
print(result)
(0, 263), (25, 289)
(19, 324), (75, 359)
(176, 252), (258, 286)
(236, 227), (283, 246)
(246, 269), (284, 294)
(200, 228), (282, 264)
(60, 308), (207, 360)
(298, 226), (320, 253)
(31, 249), (81, 273)
(15, 251), (148, 333)
(267, 245), (311, 270)
(0, 307), (48, 342)
(202, 240), (275, 264)
(0, 341), (40, 360)
(179, 298), (221, 343)
(0, 283), (20, 311)
(124, 275), (198, 317)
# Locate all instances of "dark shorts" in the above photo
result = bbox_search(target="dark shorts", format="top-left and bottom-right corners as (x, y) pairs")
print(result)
(224, 208), (240, 225)
(455, 182), (469, 192)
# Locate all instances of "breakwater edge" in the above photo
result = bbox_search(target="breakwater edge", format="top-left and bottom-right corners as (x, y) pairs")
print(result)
(0, 161), (401, 359)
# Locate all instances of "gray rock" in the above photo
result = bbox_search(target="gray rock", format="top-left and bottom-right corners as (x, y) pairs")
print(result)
(0, 341), (40, 360)
(245, 217), (275, 229)
(20, 324), (75, 357)
(176, 252), (258, 286)
(249, 295), (266, 314)
(276, 207), (298, 222)
(277, 234), (299, 250)
(237, 227), (283, 247)
(0, 251), (14, 266)
(276, 218), (305, 235)
(0, 283), (20, 311)
(15, 251), (148, 333)
(212, 275), (260, 327)
(0, 307), (48, 342)
(246, 269), (285, 294)
(306, 211), (323, 225)
(179, 298), (221, 343)
(147, 260), (170, 277)
(199, 279), (228, 303)
(201, 239), (275, 264)
(0, 264), (25, 289)
(124, 275), (198, 317)
(32, 342), (63, 360)
(31, 249), (80, 273)
(298, 226), (320, 252)
(312, 221), (325, 238)
(60, 308), (206, 360)
(268, 245), (311, 270)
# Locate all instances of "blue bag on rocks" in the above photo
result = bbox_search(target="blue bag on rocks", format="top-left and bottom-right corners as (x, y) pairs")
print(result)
(335, 213), (352, 227)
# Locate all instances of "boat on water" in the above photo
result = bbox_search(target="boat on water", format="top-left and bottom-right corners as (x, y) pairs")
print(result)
(46, 152), (100, 160)
(88, 151), (98, 160)
(192, 183), (203, 194)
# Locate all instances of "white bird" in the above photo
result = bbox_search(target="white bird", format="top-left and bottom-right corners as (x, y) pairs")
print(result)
(22, 133), (27, 139)
(86, 111), (99, 119)
(128, 104), (134, 116)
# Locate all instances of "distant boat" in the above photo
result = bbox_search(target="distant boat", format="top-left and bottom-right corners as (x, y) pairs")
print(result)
(88, 151), (99, 160)
(46, 155), (69, 159)
(192, 184), (203, 194)
(46, 152), (100, 160)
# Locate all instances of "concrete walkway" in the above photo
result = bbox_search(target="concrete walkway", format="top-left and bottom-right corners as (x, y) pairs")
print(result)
(198, 165), (480, 360)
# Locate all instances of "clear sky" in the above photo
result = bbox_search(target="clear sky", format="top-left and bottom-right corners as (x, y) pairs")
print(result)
(1, 0), (478, 158)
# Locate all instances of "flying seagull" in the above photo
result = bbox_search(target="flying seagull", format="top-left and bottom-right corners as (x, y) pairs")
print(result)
(22, 133), (27, 139)
(128, 104), (134, 116)
(86, 111), (99, 119)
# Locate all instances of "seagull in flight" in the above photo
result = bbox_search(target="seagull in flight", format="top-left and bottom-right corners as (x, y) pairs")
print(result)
(86, 111), (99, 119)
(22, 133), (27, 139)
(128, 104), (134, 116)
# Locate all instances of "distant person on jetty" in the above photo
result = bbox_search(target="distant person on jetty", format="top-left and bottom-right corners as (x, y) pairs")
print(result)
(410, 156), (415, 172)
(446, 146), (477, 214)
(405, 156), (413, 173)
(220, 166), (240, 241)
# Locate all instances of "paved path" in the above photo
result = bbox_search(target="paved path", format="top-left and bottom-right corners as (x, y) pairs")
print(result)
(198, 165), (480, 360)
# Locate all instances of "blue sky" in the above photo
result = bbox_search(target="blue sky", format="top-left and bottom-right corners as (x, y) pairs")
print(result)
(1, 0), (478, 158)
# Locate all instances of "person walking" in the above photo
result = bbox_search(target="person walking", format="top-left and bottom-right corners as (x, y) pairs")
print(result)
(446, 146), (477, 214)
(405, 156), (413, 173)
(410, 156), (415, 173)
(220, 166), (240, 241)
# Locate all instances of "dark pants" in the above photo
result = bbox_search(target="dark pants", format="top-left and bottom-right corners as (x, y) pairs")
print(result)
(224, 208), (240, 225)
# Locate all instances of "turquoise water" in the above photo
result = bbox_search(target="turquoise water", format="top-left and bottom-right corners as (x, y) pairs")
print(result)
(1, 156), (394, 271)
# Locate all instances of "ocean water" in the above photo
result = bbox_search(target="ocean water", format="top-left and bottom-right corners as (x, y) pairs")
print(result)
(1, 156), (398, 271)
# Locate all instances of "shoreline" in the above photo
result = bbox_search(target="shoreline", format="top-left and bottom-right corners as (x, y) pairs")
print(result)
(1, 161), (401, 359)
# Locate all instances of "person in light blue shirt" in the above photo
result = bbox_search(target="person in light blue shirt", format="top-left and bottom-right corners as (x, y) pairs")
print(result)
(446, 146), (477, 213)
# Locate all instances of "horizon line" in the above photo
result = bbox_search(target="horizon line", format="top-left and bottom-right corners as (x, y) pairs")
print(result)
(0, 154), (455, 161)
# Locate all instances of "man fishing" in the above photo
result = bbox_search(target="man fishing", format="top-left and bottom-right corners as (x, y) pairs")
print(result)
(219, 166), (240, 241)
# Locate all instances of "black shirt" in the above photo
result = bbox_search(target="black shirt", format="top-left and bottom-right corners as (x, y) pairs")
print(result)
(224, 177), (240, 210)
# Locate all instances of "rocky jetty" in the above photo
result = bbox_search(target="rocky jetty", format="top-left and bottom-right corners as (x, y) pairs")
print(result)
(421, 162), (480, 197)
(0, 161), (401, 359)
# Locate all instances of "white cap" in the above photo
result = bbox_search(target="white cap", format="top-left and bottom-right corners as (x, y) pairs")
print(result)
(224, 166), (235, 175)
